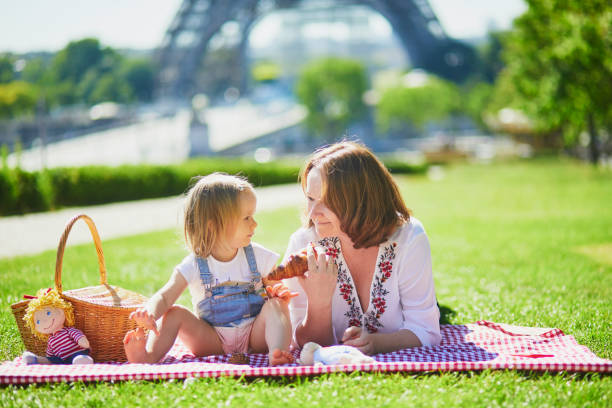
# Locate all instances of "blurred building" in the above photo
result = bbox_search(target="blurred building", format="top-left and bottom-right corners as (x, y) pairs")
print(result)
(249, 3), (408, 82)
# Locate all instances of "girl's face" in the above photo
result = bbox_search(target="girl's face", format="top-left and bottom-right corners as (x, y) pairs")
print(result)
(226, 190), (258, 250)
(306, 167), (343, 239)
(34, 306), (65, 335)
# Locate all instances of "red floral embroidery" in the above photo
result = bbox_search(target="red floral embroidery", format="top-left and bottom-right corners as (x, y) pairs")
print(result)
(319, 237), (362, 328)
(320, 236), (398, 334)
(339, 283), (352, 301)
(326, 247), (339, 259)
(363, 242), (397, 333)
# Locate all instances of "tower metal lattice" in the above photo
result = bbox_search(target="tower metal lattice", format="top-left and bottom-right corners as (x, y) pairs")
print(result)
(156, 0), (475, 100)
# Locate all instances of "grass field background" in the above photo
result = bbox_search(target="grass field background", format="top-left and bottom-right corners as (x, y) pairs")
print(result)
(1, 158), (610, 406)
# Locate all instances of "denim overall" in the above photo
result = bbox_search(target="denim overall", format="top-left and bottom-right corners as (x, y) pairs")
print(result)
(196, 245), (266, 327)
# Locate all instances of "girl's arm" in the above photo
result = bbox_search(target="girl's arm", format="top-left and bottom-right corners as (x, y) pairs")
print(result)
(148, 269), (188, 318)
(130, 269), (188, 334)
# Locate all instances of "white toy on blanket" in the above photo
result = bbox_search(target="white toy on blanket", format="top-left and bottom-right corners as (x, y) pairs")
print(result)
(298, 342), (376, 366)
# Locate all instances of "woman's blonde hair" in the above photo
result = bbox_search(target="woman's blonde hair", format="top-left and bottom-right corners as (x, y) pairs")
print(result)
(300, 141), (411, 249)
(184, 173), (254, 257)
(23, 288), (75, 340)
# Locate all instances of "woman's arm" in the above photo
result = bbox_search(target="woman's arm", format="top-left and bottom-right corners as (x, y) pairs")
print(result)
(343, 224), (440, 354)
(397, 230), (440, 347)
(294, 297), (334, 347)
(342, 327), (421, 355)
(293, 248), (337, 347)
(283, 231), (338, 347)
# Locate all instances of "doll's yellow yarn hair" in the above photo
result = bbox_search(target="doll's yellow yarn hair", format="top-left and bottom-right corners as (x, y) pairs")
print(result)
(23, 288), (75, 340)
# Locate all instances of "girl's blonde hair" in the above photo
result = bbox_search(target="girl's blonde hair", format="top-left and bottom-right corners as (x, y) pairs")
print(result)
(184, 173), (254, 258)
(23, 288), (75, 340)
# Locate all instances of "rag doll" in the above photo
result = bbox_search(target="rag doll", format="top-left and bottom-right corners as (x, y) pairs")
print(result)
(298, 342), (376, 366)
(21, 288), (93, 365)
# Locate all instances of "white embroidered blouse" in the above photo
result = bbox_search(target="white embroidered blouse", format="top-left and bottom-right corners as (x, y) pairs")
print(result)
(283, 218), (441, 347)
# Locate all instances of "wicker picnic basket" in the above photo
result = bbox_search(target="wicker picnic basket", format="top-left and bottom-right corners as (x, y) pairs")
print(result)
(10, 213), (149, 362)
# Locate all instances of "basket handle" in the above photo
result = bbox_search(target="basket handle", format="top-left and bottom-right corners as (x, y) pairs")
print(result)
(55, 214), (107, 293)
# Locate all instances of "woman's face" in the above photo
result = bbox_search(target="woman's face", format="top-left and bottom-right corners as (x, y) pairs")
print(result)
(306, 167), (343, 239)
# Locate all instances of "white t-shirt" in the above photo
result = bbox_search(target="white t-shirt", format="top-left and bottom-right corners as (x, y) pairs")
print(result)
(283, 218), (441, 347)
(176, 242), (279, 313)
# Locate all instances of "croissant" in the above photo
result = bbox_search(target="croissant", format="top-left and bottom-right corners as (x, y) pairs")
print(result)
(263, 247), (314, 285)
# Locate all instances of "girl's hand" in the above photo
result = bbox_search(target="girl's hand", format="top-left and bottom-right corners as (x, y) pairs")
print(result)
(77, 336), (90, 349)
(129, 308), (159, 336)
(297, 245), (338, 309)
(342, 326), (376, 355)
(265, 282), (299, 303)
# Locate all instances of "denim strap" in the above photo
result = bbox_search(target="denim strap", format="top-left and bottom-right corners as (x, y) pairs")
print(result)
(243, 244), (261, 283)
(196, 256), (213, 287)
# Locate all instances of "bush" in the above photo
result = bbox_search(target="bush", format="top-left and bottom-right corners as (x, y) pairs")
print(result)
(296, 57), (368, 141)
(0, 157), (426, 216)
(376, 74), (461, 133)
(0, 169), (17, 214)
(0, 169), (52, 214)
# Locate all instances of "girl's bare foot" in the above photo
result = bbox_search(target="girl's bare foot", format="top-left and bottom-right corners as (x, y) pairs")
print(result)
(268, 348), (294, 366)
(123, 328), (150, 363)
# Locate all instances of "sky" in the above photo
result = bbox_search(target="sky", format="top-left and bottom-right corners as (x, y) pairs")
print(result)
(0, 0), (527, 54)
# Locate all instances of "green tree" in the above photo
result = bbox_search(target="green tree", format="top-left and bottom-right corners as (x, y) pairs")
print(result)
(463, 82), (495, 131)
(88, 73), (133, 104)
(45, 38), (127, 106)
(477, 31), (509, 83)
(52, 38), (104, 84)
(122, 59), (155, 102)
(0, 56), (15, 83)
(498, 0), (612, 163)
(21, 57), (51, 84)
(296, 57), (368, 141)
(376, 74), (461, 134)
(0, 81), (38, 118)
(6, 39), (156, 111)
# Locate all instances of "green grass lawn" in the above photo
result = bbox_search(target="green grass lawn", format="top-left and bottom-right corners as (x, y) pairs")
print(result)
(1, 158), (610, 407)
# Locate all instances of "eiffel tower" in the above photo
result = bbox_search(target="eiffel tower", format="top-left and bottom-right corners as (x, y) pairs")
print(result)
(156, 0), (475, 100)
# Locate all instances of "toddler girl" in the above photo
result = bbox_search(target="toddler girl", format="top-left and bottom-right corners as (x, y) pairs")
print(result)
(123, 173), (294, 365)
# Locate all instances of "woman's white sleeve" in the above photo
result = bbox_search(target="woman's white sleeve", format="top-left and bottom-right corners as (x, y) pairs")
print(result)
(398, 233), (441, 347)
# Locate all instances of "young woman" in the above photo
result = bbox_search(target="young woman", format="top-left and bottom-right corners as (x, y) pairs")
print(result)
(284, 141), (440, 354)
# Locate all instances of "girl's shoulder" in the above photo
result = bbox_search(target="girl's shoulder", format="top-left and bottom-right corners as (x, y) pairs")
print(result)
(249, 242), (280, 275)
(177, 252), (196, 268)
(175, 253), (198, 281)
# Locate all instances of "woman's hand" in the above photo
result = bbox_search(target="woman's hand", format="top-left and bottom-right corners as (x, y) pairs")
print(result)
(265, 282), (299, 303)
(297, 245), (338, 310)
(129, 308), (159, 336)
(341, 326), (376, 355)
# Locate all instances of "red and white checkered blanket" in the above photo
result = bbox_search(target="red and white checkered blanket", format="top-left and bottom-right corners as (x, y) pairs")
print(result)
(2, 321), (610, 384)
